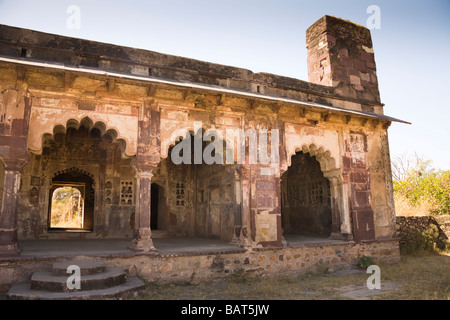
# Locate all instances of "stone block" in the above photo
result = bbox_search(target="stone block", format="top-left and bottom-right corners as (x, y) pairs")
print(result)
(0, 268), (14, 285)
(349, 75), (361, 86)
(353, 59), (366, 72)
(255, 212), (278, 242)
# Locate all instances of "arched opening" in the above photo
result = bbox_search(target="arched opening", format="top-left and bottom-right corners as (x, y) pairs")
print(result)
(18, 117), (136, 239)
(152, 129), (237, 241)
(50, 186), (83, 229)
(49, 169), (94, 231)
(281, 151), (332, 238)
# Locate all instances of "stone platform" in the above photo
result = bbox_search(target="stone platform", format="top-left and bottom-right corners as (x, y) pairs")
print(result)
(0, 236), (401, 299)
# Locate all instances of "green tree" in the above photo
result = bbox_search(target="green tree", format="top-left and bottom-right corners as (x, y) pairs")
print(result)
(392, 154), (450, 216)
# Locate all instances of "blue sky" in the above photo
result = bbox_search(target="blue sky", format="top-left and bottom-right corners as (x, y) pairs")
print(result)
(1, 0), (449, 170)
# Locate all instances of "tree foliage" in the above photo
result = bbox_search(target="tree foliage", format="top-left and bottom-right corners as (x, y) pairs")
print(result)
(50, 187), (83, 228)
(392, 154), (450, 216)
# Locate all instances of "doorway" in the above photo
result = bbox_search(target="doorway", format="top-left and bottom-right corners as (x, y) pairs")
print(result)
(281, 151), (332, 237)
(48, 169), (94, 231)
(151, 183), (166, 231)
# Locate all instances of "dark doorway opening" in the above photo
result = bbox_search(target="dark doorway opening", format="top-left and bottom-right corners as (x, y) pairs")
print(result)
(151, 183), (159, 230)
(151, 183), (166, 231)
(281, 151), (332, 237)
(151, 129), (236, 241)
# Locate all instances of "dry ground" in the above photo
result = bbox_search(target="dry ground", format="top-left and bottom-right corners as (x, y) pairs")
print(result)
(135, 252), (450, 300)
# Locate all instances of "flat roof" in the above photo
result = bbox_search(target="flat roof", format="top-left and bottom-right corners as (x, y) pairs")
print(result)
(0, 56), (411, 125)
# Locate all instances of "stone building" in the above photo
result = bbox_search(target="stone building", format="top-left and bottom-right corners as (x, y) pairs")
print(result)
(0, 16), (406, 289)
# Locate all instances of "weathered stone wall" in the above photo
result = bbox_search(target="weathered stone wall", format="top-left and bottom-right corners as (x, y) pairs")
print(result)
(435, 215), (450, 239)
(152, 142), (237, 241)
(0, 21), (386, 114)
(0, 75), (31, 166)
(282, 120), (395, 242)
(0, 161), (3, 210)
(396, 216), (450, 249)
(0, 239), (400, 290)
(130, 240), (400, 282)
(342, 131), (376, 242)
(0, 14), (402, 252)
(306, 15), (381, 105)
(17, 125), (136, 239)
(154, 157), (195, 237)
(367, 129), (396, 240)
(195, 163), (236, 241)
(0, 62), (397, 246)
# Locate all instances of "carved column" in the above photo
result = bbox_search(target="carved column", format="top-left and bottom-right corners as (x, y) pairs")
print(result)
(129, 99), (160, 252)
(129, 169), (156, 252)
(229, 165), (251, 247)
(0, 161), (25, 256)
(339, 174), (353, 239)
(324, 170), (353, 240)
(327, 176), (342, 239)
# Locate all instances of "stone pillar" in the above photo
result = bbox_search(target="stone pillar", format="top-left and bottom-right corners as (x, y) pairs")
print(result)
(0, 161), (24, 256)
(228, 166), (251, 247)
(382, 131), (397, 239)
(342, 132), (375, 242)
(325, 173), (353, 241)
(339, 177), (353, 239)
(129, 170), (156, 252)
(327, 176), (342, 239)
(251, 167), (283, 248)
(129, 99), (160, 252)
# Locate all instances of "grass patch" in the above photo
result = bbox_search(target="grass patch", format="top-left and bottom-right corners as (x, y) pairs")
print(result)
(374, 252), (450, 300)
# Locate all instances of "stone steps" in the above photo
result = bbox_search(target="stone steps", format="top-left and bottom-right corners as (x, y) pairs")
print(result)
(30, 267), (127, 292)
(52, 260), (106, 275)
(7, 260), (145, 300)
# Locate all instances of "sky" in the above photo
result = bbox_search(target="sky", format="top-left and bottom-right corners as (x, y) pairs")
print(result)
(0, 0), (449, 170)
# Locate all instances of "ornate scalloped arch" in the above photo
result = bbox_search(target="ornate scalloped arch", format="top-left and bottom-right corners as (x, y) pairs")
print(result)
(51, 166), (95, 181)
(29, 116), (134, 159)
(284, 143), (338, 176)
(161, 125), (229, 161)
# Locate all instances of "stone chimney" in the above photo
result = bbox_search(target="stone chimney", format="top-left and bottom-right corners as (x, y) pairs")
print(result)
(306, 15), (381, 105)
